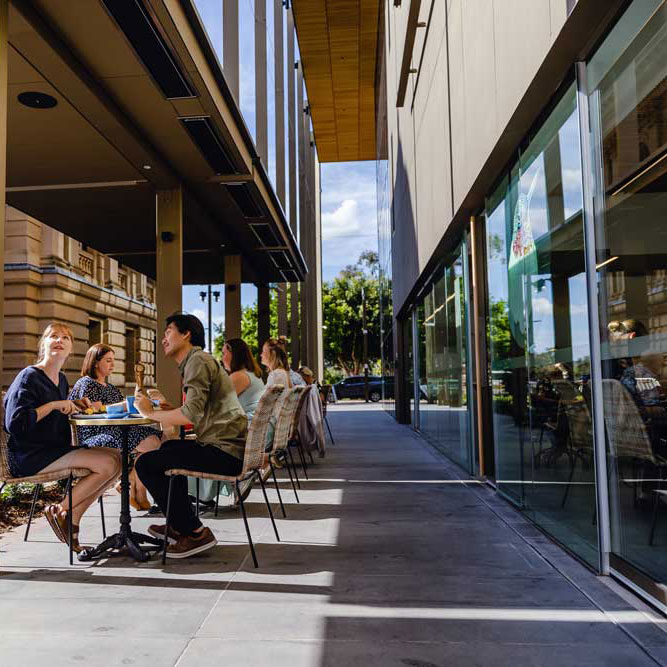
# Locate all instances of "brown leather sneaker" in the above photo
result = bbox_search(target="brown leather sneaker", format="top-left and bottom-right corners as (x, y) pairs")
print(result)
(147, 524), (181, 544)
(166, 527), (217, 559)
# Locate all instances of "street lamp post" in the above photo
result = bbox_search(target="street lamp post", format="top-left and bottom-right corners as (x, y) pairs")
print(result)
(362, 286), (369, 402)
(199, 285), (221, 353)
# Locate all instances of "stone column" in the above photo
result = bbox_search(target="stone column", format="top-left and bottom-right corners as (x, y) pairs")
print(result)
(223, 0), (239, 103)
(224, 254), (242, 339)
(255, 0), (268, 166)
(0, 0), (8, 377)
(287, 11), (300, 368)
(156, 188), (183, 406)
(257, 285), (271, 351)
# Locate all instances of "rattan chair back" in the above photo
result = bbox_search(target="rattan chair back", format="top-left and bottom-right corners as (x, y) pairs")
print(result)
(0, 397), (12, 480)
(271, 386), (306, 455)
(241, 384), (285, 474)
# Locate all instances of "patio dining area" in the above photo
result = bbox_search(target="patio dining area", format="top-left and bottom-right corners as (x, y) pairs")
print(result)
(2, 404), (667, 666)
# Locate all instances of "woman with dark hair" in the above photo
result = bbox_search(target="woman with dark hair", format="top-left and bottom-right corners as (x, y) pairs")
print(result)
(221, 338), (265, 419)
(3, 323), (121, 552)
(69, 343), (162, 509)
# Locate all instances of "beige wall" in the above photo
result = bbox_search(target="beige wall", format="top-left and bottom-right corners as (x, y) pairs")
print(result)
(3, 206), (157, 390)
(385, 0), (570, 311)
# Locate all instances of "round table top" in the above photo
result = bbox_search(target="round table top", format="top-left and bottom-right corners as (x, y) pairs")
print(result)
(70, 415), (158, 427)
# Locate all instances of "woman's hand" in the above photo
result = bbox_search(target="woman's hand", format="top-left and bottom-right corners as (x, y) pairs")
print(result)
(53, 400), (79, 415)
(135, 395), (154, 417)
(91, 401), (103, 411)
(72, 398), (92, 411)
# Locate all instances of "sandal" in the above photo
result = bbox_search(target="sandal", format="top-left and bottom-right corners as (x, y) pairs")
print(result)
(44, 504), (66, 544)
(55, 509), (87, 553)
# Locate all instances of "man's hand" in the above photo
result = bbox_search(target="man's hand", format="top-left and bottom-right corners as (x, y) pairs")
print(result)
(135, 395), (154, 417)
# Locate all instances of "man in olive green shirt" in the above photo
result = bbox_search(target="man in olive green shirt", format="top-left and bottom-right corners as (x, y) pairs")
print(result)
(135, 313), (248, 559)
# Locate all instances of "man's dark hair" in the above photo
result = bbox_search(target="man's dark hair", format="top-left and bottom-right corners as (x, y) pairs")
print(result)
(165, 312), (206, 349)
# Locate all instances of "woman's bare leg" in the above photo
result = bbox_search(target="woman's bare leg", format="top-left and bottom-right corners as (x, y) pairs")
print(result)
(39, 449), (121, 525)
(131, 435), (162, 507)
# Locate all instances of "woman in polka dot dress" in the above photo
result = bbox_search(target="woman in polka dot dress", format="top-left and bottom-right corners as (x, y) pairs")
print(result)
(69, 343), (162, 510)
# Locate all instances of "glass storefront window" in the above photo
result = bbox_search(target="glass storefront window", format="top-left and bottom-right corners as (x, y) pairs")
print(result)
(416, 245), (473, 472)
(485, 83), (598, 567)
(588, 0), (667, 592)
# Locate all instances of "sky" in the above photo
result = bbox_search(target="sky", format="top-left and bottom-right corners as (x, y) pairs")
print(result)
(183, 2), (378, 345)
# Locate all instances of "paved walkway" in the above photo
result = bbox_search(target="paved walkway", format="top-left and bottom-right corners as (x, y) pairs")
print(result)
(2, 405), (667, 665)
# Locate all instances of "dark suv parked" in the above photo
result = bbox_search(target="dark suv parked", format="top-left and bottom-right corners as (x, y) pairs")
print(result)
(332, 376), (386, 402)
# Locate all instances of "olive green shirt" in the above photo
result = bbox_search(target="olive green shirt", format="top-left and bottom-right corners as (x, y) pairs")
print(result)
(179, 347), (248, 460)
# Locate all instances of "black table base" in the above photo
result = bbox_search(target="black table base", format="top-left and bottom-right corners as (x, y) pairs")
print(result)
(77, 424), (163, 563)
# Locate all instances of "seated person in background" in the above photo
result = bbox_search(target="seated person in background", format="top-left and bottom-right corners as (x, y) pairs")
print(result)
(134, 313), (248, 559)
(275, 335), (306, 387)
(298, 366), (315, 386)
(261, 338), (293, 389)
(69, 343), (162, 510)
(191, 338), (265, 506)
(3, 322), (121, 552)
(222, 338), (266, 420)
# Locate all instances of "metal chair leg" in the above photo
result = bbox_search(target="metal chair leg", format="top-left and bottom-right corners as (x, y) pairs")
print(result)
(258, 471), (280, 542)
(237, 481), (258, 568)
(649, 493), (661, 546)
(24, 483), (42, 541)
(214, 481), (221, 517)
(270, 462), (287, 518)
(68, 475), (73, 566)
(287, 447), (301, 489)
(196, 477), (200, 517)
(99, 495), (106, 538)
(325, 416), (335, 445)
(162, 476), (174, 565)
(283, 453), (300, 503)
(296, 442), (309, 480)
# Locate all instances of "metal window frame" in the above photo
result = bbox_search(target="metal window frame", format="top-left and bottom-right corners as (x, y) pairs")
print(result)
(576, 60), (611, 575)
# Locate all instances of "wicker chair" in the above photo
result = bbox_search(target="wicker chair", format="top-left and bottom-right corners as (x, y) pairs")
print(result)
(273, 385), (312, 490)
(0, 401), (99, 565)
(268, 386), (307, 507)
(161, 385), (286, 567)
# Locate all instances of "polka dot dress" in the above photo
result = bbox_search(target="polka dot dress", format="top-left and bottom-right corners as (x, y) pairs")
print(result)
(69, 376), (160, 451)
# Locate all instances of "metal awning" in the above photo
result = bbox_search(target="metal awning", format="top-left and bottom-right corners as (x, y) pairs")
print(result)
(6, 0), (306, 284)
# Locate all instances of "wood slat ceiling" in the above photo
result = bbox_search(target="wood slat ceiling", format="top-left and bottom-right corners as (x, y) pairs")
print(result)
(292, 0), (380, 163)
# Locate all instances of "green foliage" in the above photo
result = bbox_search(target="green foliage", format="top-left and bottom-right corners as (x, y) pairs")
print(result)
(489, 298), (511, 362)
(322, 251), (381, 376)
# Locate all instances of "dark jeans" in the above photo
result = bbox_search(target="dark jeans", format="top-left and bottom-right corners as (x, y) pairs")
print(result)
(135, 439), (242, 535)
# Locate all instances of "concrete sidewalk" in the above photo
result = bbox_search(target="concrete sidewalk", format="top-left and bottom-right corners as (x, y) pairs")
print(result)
(1, 405), (667, 666)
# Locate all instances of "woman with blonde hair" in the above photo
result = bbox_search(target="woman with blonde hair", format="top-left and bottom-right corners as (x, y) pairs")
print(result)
(69, 343), (162, 509)
(260, 337), (293, 388)
(3, 323), (121, 552)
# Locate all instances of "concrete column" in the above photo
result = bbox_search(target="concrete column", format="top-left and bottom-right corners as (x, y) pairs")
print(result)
(224, 255), (242, 339)
(223, 0), (239, 103)
(0, 0), (7, 377)
(255, 0), (268, 166)
(275, 1), (288, 336)
(297, 63), (309, 367)
(274, 0), (286, 206)
(156, 188), (183, 406)
(312, 153), (323, 381)
(257, 285), (271, 350)
(287, 12), (300, 368)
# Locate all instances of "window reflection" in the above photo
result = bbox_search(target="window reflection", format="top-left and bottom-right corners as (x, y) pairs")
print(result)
(589, 0), (667, 588)
(486, 84), (598, 567)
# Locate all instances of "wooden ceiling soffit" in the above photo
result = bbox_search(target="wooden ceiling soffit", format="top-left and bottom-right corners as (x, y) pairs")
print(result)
(292, 0), (380, 163)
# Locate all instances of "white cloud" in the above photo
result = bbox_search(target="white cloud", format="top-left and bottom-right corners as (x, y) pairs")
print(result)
(322, 199), (362, 239)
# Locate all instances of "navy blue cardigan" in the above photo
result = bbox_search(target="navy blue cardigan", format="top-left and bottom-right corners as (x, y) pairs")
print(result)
(3, 366), (73, 477)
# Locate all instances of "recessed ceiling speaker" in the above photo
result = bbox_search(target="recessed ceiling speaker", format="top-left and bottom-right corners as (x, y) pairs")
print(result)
(18, 92), (57, 109)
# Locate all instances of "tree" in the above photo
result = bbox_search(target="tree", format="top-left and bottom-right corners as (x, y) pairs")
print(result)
(322, 250), (380, 376)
